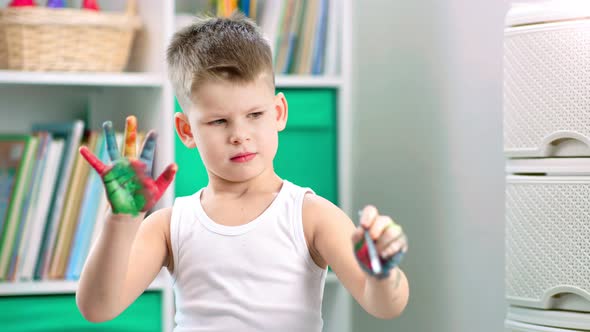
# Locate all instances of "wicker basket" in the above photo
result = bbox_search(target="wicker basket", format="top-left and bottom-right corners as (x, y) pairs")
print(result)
(0, 1), (141, 72)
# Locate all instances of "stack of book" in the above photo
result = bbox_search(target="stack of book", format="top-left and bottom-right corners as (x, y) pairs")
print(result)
(0, 121), (119, 282)
(200, 0), (342, 76)
(260, 0), (341, 76)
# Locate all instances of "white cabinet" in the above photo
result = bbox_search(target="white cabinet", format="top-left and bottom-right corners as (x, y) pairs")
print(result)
(504, 2), (590, 330)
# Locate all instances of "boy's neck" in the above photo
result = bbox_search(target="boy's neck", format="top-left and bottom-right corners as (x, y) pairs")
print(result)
(204, 170), (283, 199)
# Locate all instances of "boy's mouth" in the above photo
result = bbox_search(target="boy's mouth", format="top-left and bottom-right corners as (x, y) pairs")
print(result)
(230, 152), (257, 163)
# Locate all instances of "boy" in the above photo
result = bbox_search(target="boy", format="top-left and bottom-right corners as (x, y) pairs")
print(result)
(76, 13), (408, 331)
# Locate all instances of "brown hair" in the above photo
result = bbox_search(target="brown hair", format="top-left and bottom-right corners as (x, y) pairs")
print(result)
(166, 12), (274, 112)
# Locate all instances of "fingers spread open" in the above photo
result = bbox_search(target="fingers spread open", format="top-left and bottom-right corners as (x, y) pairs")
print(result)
(79, 146), (108, 176)
(103, 121), (120, 162)
(139, 130), (157, 176)
(154, 163), (178, 197)
(123, 115), (138, 158)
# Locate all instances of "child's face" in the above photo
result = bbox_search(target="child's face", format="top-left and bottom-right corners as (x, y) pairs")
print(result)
(181, 75), (287, 183)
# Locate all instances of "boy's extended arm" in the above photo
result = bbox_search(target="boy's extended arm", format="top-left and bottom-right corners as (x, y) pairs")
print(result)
(76, 208), (172, 323)
(76, 116), (176, 322)
(303, 195), (409, 319)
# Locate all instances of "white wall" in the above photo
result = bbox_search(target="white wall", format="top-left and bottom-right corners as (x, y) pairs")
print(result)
(351, 1), (509, 331)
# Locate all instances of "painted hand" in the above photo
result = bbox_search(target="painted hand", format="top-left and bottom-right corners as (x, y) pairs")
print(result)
(352, 205), (407, 279)
(79, 116), (177, 216)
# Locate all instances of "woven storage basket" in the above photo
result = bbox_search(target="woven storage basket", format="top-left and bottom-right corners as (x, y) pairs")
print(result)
(0, 1), (141, 72)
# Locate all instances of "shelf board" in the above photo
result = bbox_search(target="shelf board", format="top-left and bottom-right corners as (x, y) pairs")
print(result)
(0, 274), (338, 296)
(0, 70), (164, 87)
(0, 277), (168, 296)
(0, 71), (339, 88)
(276, 75), (342, 88)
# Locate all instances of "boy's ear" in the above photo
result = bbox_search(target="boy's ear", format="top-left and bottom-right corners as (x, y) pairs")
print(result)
(174, 112), (197, 148)
(275, 92), (288, 132)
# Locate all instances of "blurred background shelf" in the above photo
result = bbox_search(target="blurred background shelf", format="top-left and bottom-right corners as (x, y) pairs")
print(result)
(0, 276), (168, 296)
(0, 272), (340, 297)
(0, 71), (342, 88)
(276, 75), (343, 88)
(0, 71), (165, 87)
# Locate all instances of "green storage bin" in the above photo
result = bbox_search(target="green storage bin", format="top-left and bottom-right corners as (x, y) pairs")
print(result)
(0, 291), (162, 331)
(174, 88), (338, 204)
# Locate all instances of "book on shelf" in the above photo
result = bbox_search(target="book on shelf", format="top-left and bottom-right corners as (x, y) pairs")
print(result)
(293, 0), (317, 75)
(0, 135), (39, 280)
(178, 0), (341, 76)
(0, 121), (164, 281)
(273, 0), (297, 74)
(286, 0), (307, 74)
(16, 138), (65, 281)
(266, 0), (337, 76)
(0, 137), (27, 238)
(0, 127), (151, 282)
(65, 134), (107, 280)
(311, 0), (328, 75)
(49, 131), (98, 279)
(7, 133), (51, 281)
(31, 120), (84, 280)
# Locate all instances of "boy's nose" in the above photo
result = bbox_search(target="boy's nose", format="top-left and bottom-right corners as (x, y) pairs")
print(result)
(229, 127), (249, 145)
(231, 135), (244, 144)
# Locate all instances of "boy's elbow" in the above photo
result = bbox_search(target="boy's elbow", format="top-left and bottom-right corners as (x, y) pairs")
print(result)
(373, 299), (408, 320)
(369, 296), (408, 320)
(76, 292), (116, 323)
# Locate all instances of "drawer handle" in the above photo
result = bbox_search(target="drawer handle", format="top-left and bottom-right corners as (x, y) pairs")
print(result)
(542, 286), (590, 311)
(542, 131), (590, 157)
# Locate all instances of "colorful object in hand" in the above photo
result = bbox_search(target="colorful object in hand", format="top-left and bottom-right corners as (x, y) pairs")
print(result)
(46, 0), (65, 8)
(79, 116), (177, 216)
(82, 0), (99, 11)
(8, 0), (35, 7)
(355, 229), (405, 280)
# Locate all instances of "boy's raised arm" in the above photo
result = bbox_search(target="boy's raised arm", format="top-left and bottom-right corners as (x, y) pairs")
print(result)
(76, 209), (172, 322)
(75, 116), (176, 322)
(304, 196), (409, 320)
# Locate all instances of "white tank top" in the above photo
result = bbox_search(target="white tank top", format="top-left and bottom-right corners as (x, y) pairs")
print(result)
(169, 179), (327, 332)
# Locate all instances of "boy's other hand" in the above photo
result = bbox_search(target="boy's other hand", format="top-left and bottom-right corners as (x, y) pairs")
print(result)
(352, 205), (407, 277)
(79, 115), (177, 216)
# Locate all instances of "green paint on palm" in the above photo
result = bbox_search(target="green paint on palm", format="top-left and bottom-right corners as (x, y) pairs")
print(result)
(103, 160), (146, 216)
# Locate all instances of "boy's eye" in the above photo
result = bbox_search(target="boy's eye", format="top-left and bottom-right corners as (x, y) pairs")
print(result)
(249, 111), (264, 119)
(208, 119), (226, 125)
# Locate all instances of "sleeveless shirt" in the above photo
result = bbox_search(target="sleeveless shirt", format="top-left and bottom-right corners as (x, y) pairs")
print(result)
(169, 180), (327, 332)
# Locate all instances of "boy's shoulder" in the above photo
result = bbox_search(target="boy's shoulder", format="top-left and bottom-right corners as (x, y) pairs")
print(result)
(300, 188), (350, 237)
(302, 192), (345, 220)
(279, 179), (345, 222)
(143, 207), (173, 227)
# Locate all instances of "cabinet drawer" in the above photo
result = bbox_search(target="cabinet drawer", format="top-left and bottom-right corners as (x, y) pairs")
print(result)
(505, 174), (590, 312)
(503, 21), (590, 158)
(280, 89), (336, 129)
(506, 306), (590, 331)
(0, 291), (162, 331)
(276, 127), (337, 204)
(505, 319), (580, 332)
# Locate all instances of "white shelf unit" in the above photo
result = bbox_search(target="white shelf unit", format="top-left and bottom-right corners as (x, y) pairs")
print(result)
(0, 70), (165, 87)
(0, 2), (176, 332)
(0, 0), (353, 331)
(0, 71), (340, 88)
(0, 273), (170, 296)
